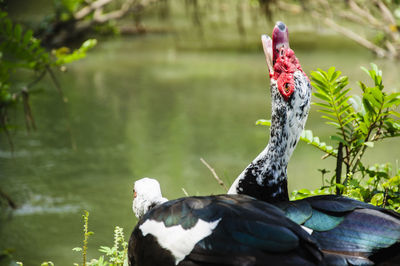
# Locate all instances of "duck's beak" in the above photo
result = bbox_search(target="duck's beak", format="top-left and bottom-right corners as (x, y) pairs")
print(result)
(261, 34), (273, 74)
(272, 21), (290, 64)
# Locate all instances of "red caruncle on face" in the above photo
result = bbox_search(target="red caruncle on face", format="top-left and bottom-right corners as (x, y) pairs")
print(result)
(271, 48), (306, 101)
(277, 72), (295, 101)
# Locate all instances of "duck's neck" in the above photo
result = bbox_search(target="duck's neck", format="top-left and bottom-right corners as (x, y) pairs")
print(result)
(228, 79), (307, 203)
(228, 120), (293, 203)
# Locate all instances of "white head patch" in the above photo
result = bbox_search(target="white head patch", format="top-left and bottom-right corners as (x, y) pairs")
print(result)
(132, 177), (168, 218)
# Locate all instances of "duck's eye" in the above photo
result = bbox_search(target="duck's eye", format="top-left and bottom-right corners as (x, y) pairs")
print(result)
(284, 83), (290, 92)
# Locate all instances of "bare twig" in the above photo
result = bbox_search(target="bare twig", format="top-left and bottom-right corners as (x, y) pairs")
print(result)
(385, 40), (398, 57)
(46, 66), (77, 150)
(22, 88), (36, 131)
(0, 187), (17, 209)
(383, 187), (388, 208)
(46, 66), (66, 102)
(181, 188), (189, 197)
(200, 158), (228, 192)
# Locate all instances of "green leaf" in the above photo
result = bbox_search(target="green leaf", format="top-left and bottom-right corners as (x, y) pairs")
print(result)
(360, 66), (372, 78)
(5, 18), (12, 35)
(364, 93), (381, 109)
(370, 193), (384, 206)
(383, 92), (400, 109)
(338, 104), (352, 117)
(297, 188), (311, 195)
(341, 112), (356, 125)
(370, 87), (384, 103)
(318, 109), (336, 116)
(335, 89), (351, 104)
(363, 141), (374, 148)
(81, 38), (97, 50)
(14, 23), (22, 40)
(321, 115), (339, 123)
(362, 97), (376, 116)
(0, 11), (7, 19)
(390, 110), (400, 118)
(313, 92), (331, 102)
(304, 130), (313, 141)
(330, 135), (346, 144)
(326, 121), (341, 128)
(22, 29), (33, 46)
(311, 78), (328, 91)
(329, 68), (340, 83)
(312, 136), (320, 145)
(313, 102), (332, 109)
(299, 129), (337, 156)
(255, 119), (271, 126)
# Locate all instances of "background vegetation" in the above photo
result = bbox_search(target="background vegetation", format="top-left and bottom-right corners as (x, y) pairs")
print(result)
(1, 0), (400, 264)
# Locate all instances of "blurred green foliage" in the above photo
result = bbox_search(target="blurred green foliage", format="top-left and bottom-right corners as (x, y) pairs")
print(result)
(0, 10), (96, 149)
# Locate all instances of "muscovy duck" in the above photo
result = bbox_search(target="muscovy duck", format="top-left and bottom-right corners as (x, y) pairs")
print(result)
(228, 21), (400, 265)
(128, 178), (325, 266)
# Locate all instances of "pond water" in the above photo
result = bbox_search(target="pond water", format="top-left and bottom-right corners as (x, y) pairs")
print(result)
(1, 20), (400, 265)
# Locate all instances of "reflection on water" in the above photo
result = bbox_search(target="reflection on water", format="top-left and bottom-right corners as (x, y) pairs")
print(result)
(14, 194), (80, 216)
(1, 33), (400, 265)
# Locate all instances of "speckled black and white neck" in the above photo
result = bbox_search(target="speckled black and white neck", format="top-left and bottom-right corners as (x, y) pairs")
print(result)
(228, 70), (311, 203)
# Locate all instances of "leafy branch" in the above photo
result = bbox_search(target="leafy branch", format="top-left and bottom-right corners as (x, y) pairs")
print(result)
(73, 211), (94, 266)
(0, 11), (97, 151)
(72, 210), (128, 266)
(310, 64), (400, 210)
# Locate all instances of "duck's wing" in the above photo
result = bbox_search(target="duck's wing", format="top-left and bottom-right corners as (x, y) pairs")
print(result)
(129, 194), (324, 266)
(276, 195), (400, 264)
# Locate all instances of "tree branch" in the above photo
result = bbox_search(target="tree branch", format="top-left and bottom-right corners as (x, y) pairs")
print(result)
(374, 0), (397, 27)
(347, 0), (381, 28)
(93, 0), (134, 23)
(200, 158), (228, 192)
(320, 15), (387, 57)
(74, 0), (114, 20)
(0, 109), (14, 153)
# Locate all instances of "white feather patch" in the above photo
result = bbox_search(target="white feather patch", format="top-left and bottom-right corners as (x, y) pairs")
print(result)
(140, 218), (222, 265)
(301, 225), (313, 235)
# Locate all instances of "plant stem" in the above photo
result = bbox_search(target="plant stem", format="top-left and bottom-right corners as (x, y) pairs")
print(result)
(336, 142), (343, 195)
(83, 211), (89, 266)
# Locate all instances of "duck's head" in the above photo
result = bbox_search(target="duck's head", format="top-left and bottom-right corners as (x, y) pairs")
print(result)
(132, 177), (168, 219)
(262, 21), (310, 104)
